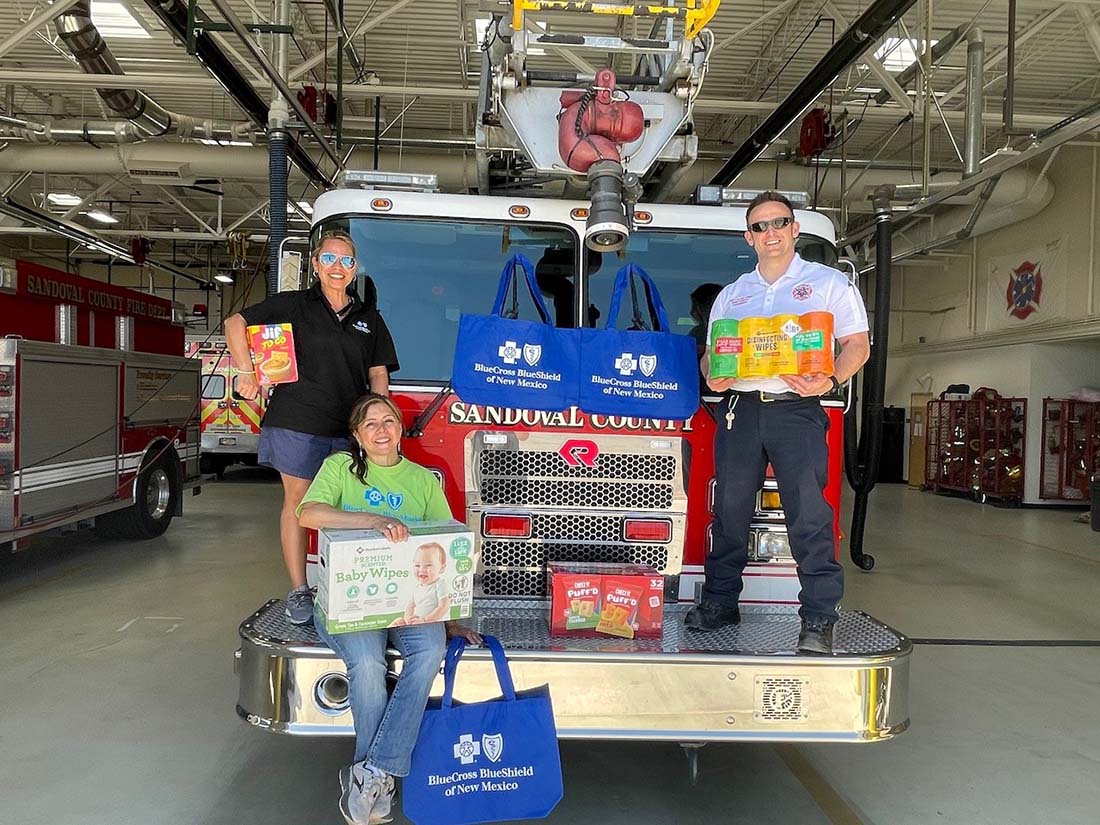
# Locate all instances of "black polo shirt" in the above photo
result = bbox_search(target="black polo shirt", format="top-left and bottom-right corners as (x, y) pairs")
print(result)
(240, 281), (399, 437)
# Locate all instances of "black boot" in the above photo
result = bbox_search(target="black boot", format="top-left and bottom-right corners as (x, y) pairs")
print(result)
(684, 600), (741, 631)
(797, 615), (835, 653)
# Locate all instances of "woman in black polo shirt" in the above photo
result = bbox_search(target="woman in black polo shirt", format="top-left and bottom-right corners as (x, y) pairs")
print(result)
(225, 230), (399, 624)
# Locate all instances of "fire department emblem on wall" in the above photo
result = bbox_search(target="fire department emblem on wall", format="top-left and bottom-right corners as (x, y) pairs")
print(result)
(1006, 260), (1042, 320)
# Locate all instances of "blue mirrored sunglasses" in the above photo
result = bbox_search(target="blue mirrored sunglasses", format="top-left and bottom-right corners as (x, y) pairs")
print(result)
(318, 251), (356, 268)
(748, 216), (794, 233)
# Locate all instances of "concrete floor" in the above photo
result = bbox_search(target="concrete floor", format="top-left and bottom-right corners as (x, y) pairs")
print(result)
(2, 471), (1098, 825)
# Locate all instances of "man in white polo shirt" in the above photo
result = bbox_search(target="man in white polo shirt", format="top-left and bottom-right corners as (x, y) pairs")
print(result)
(685, 191), (871, 653)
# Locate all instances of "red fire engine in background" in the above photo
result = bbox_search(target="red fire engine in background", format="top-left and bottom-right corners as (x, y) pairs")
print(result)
(0, 258), (201, 551)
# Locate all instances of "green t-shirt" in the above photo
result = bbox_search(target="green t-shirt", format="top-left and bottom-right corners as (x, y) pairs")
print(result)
(297, 453), (452, 523)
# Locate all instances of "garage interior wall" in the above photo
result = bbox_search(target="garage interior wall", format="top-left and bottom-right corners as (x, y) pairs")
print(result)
(870, 144), (1100, 499)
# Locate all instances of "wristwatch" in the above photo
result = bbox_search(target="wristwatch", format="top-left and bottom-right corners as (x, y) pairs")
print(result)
(828, 375), (841, 393)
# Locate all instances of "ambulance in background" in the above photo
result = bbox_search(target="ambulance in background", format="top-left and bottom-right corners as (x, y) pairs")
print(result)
(185, 335), (265, 477)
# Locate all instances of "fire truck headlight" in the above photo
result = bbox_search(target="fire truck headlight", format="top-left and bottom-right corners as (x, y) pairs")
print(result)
(752, 529), (792, 561)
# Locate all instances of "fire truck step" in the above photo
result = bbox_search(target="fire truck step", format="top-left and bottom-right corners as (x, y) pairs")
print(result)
(241, 598), (906, 657)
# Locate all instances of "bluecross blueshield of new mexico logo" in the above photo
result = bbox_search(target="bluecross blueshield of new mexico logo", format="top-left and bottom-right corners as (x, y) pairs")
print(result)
(1006, 260), (1042, 320)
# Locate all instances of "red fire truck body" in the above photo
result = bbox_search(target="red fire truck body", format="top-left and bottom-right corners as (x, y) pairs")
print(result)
(0, 259), (201, 550)
(235, 186), (909, 751)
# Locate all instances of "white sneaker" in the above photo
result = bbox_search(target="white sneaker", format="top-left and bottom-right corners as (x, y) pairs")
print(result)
(370, 774), (396, 824)
(338, 762), (384, 825)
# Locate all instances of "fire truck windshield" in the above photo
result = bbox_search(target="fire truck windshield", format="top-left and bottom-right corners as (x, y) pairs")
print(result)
(319, 217), (578, 382)
(585, 230), (838, 333)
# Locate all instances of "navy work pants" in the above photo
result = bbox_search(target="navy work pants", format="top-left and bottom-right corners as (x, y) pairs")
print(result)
(702, 392), (842, 621)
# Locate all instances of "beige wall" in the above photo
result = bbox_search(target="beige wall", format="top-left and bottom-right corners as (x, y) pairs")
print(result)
(869, 145), (1100, 501)
(882, 144), (1100, 350)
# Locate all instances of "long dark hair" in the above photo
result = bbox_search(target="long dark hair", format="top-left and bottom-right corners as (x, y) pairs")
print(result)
(345, 393), (404, 484)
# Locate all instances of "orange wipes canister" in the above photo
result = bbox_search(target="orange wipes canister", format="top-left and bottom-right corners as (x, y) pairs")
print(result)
(794, 311), (835, 376)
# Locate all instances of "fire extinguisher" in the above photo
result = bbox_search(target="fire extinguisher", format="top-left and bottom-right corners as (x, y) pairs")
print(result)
(130, 236), (151, 265)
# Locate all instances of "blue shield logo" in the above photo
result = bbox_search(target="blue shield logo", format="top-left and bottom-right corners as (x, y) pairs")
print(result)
(387, 492), (404, 510)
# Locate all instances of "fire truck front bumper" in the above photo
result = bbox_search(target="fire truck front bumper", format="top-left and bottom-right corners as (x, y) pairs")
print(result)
(236, 599), (910, 743)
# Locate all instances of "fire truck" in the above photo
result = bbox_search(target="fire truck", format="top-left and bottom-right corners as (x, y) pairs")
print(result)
(234, 185), (910, 769)
(0, 258), (201, 551)
(235, 4), (908, 776)
(185, 335), (265, 477)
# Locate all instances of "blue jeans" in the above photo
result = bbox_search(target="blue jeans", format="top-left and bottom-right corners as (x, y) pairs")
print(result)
(316, 619), (446, 775)
(704, 392), (842, 621)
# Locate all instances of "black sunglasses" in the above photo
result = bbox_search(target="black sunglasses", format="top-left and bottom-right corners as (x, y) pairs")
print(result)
(748, 216), (794, 233)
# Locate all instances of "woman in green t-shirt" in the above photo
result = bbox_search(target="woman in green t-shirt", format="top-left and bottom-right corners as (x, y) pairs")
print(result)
(298, 393), (479, 825)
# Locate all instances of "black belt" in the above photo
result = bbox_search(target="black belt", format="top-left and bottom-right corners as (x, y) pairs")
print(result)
(734, 390), (804, 403)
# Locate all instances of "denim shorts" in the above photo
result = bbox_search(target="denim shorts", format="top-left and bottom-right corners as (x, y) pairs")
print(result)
(258, 426), (350, 480)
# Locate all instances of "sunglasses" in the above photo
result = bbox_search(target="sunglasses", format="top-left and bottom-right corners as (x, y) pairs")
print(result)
(318, 252), (356, 269)
(748, 216), (794, 233)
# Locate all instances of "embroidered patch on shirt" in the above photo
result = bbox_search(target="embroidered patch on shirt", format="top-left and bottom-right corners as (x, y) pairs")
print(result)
(352, 320), (371, 334)
(729, 295), (751, 306)
(792, 284), (813, 300)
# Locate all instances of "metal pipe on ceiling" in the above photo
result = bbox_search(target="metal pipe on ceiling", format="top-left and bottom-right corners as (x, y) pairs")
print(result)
(708, 0), (921, 187)
(141, 0), (330, 188)
(206, 0), (343, 176)
(53, 1), (249, 143)
(963, 29), (985, 177)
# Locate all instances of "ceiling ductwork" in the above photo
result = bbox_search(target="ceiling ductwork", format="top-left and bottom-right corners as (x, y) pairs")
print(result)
(42, 0), (250, 143)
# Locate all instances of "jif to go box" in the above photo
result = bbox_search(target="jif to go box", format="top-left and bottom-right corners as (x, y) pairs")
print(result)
(316, 520), (476, 634)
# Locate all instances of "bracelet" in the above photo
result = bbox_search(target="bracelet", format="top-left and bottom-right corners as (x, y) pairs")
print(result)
(229, 367), (256, 376)
(829, 375), (841, 392)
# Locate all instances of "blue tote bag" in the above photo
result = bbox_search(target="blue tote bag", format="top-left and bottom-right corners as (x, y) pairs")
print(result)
(403, 635), (563, 825)
(452, 254), (579, 412)
(578, 263), (699, 419)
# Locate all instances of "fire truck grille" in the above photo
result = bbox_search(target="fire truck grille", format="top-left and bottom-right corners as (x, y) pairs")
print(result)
(480, 478), (674, 510)
(480, 541), (669, 572)
(479, 449), (675, 481)
(532, 513), (621, 542)
(756, 677), (808, 721)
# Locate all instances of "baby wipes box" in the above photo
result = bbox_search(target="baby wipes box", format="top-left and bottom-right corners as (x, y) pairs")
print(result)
(316, 519), (476, 634)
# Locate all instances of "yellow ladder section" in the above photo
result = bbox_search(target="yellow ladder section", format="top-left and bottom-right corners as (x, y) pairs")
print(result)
(512, 1), (721, 39)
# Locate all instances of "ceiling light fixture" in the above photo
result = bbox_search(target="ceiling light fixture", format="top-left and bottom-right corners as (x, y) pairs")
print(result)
(47, 193), (83, 207)
(198, 138), (254, 147)
(213, 272), (235, 284)
(84, 209), (120, 224)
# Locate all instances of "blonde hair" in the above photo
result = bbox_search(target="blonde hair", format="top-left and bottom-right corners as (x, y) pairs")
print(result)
(312, 229), (357, 263)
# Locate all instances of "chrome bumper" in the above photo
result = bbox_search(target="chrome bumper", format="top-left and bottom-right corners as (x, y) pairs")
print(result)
(236, 599), (910, 743)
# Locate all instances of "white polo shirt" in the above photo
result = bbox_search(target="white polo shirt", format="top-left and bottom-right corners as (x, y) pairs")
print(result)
(707, 253), (869, 394)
